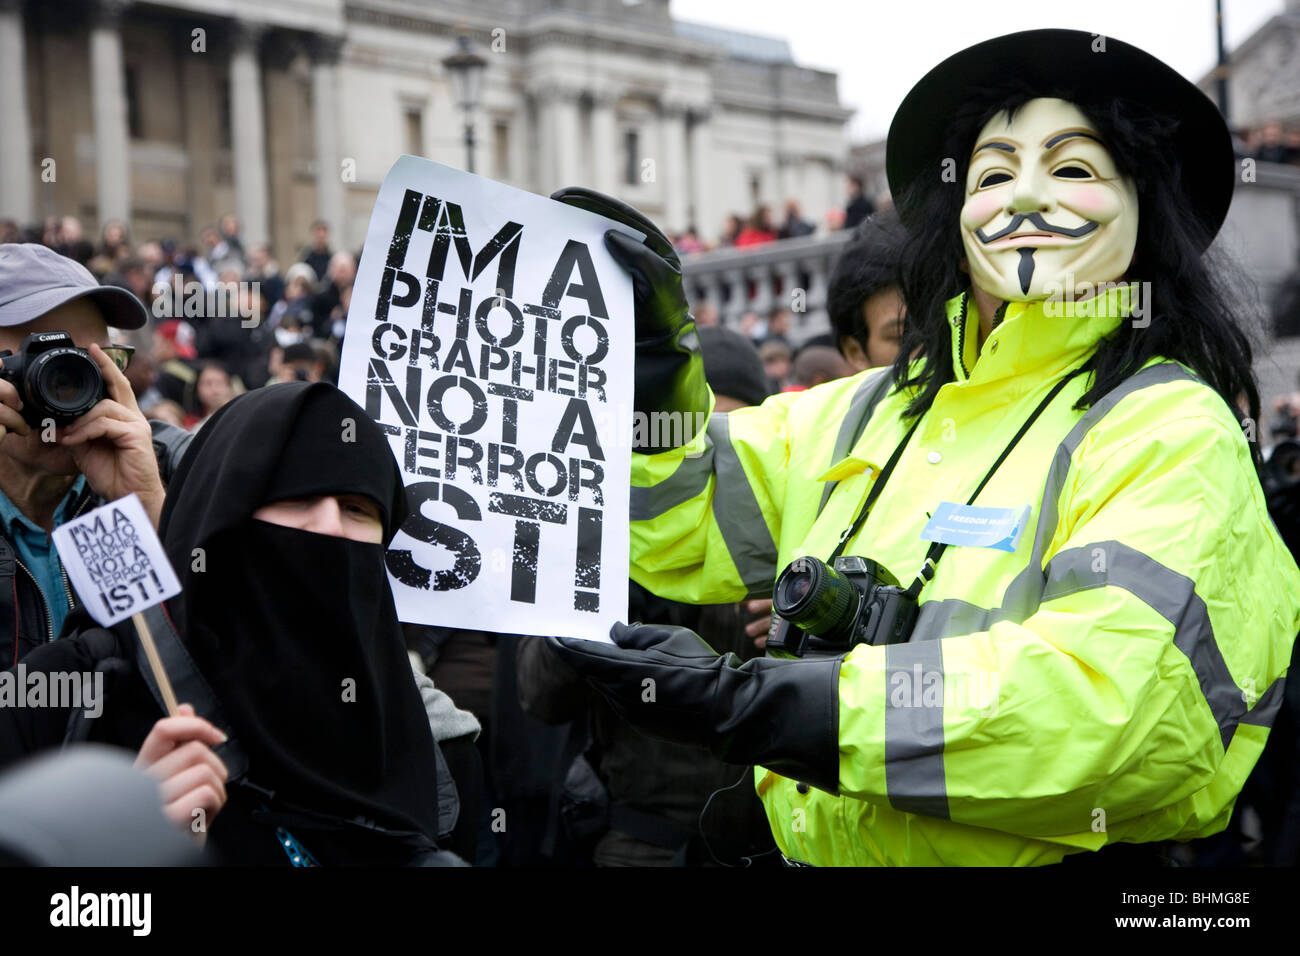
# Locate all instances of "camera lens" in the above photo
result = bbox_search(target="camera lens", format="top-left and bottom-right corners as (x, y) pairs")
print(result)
(773, 557), (859, 643)
(30, 349), (104, 422)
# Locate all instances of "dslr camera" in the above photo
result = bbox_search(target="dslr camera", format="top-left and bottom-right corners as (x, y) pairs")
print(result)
(768, 555), (918, 657)
(0, 332), (106, 427)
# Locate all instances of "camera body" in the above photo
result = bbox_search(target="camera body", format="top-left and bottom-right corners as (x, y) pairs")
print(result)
(769, 555), (918, 657)
(0, 331), (105, 427)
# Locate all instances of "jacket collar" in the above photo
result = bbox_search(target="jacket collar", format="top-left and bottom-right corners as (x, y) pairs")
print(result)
(946, 283), (1139, 385)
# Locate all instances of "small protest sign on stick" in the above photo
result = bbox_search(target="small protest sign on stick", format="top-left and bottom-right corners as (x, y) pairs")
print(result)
(52, 493), (183, 715)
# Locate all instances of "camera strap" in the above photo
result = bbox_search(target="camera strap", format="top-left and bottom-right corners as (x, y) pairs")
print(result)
(828, 366), (1087, 589)
(829, 418), (922, 563)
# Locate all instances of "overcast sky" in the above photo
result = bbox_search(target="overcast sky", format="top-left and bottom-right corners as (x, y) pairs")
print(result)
(670, 0), (1287, 141)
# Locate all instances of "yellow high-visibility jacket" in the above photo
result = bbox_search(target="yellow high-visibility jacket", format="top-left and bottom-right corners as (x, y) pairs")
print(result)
(629, 286), (1300, 866)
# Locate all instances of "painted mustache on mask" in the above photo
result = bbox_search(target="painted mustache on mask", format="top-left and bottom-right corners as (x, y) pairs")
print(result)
(975, 211), (1099, 244)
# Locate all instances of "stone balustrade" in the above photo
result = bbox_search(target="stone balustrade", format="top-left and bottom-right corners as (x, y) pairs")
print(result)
(681, 230), (850, 344)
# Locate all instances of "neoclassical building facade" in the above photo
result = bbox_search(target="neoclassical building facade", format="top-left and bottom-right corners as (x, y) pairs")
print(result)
(0, 0), (852, 264)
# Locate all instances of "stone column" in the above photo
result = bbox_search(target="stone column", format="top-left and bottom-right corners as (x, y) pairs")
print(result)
(90, 0), (132, 226)
(229, 20), (270, 247)
(686, 108), (711, 236)
(531, 88), (557, 194)
(658, 101), (689, 234)
(589, 90), (618, 194)
(0, 0), (32, 222)
(776, 150), (800, 205)
(551, 86), (582, 194)
(309, 34), (344, 239)
(510, 97), (532, 189)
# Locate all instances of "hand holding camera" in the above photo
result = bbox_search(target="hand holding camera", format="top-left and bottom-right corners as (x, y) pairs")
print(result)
(0, 331), (165, 527)
(768, 555), (919, 657)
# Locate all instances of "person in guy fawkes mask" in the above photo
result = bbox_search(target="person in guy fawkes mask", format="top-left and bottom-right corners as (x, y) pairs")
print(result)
(543, 29), (1300, 867)
(0, 382), (461, 865)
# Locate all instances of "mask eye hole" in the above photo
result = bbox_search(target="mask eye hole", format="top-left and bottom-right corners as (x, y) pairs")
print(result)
(1052, 165), (1092, 180)
(978, 171), (1013, 189)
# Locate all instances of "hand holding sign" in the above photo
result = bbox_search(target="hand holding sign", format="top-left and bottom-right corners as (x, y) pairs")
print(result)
(53, 493), (184, 713)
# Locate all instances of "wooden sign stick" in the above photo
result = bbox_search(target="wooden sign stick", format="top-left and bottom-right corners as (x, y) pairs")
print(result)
(132, 611), (179, 717)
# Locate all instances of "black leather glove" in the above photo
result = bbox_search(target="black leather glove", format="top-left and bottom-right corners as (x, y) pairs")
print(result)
(549, 622), (841, 794)
(550, 187), (708, 454)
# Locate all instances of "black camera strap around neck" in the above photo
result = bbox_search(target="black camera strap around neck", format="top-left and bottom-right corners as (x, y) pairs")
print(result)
(829, 416), (921, 563)
(828, 366), (1088, 593)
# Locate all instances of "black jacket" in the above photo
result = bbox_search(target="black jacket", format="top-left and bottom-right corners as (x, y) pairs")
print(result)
(0, 421), (193, 668)
(0, 619), (463, 866)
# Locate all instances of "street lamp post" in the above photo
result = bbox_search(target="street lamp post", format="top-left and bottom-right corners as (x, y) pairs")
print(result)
(442, 34), (488, 174)
(1214, 0), (1230, 121)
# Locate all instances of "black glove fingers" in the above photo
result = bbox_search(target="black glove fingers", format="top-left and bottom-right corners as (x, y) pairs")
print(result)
(550, 186), (661, 236)
(610, 620), (671, 651)
(604, 229), (680, 283)
(550, 186), (676, 262)
(601, 232), (656, 301)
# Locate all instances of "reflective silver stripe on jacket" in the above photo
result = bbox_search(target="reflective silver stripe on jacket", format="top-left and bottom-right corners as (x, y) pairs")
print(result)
(629, 428), (716, 521)
(709, 414), (779, 597)
(818, 368), (894, 515)
(628, 413), (778, 595)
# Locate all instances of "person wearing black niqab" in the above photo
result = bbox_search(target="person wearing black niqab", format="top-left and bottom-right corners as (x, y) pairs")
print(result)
(155, 380), (446, 863)
(0, 382), (453, 865)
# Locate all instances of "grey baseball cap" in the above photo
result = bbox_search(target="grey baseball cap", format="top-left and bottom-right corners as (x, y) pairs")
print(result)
(0, 243), (149, 330)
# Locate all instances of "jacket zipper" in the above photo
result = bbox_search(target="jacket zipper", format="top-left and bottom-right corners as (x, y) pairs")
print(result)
(16, 559), (54, 644)
(955, 295), (970, 378)
(60, 566), (75, 617)
(69, 493), (93, 521)
(56, 493), (94, 629)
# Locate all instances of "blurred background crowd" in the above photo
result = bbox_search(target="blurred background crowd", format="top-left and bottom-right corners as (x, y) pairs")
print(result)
(0, 167), (894, 436)
(0, 213), (353, 431)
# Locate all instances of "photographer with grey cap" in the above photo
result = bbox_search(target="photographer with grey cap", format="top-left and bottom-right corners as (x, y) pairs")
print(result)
(0, 243), (189, 665)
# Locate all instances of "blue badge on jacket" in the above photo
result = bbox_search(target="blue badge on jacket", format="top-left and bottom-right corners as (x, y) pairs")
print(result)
(919, 502), (1031, 552)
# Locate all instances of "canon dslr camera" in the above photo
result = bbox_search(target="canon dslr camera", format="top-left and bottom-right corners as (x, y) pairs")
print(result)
(768, 555), (918, 657)
(0, 332), (105, 427)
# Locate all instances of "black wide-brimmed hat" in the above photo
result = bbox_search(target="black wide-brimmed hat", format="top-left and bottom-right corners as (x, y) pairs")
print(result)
(885, 29), (1234, 249)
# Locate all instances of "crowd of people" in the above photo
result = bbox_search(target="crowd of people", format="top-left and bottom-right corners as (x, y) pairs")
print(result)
(0, 192), (922, 866)
(0, 213), (354, 436)
(1241, 119), (1300, 167)
(668, 176), (878, 256)
(0, 179), (1297, 867)
(0, 189), (900, 432)
(0, 24), (1299, 874)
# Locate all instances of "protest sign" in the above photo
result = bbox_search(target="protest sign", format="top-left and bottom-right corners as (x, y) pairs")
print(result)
(52, 493), (184, 713)
(339, 156), (637, 642)
(52, 493), (181, 629)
